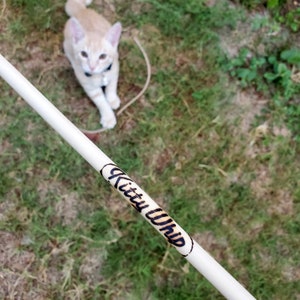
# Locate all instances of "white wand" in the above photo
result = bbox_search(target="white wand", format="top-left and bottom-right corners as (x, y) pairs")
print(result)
(0, 54), (256, 300)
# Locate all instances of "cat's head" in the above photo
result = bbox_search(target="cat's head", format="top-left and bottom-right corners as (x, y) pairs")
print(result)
(69, 17), (122, 75)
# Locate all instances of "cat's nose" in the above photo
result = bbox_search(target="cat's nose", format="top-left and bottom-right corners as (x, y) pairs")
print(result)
(89, 64), (96, 72)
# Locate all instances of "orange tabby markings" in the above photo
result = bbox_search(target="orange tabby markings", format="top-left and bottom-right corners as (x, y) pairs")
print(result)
(64, 0), (122, 129)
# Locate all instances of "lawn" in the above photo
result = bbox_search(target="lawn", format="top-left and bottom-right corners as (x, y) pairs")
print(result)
(0, 0), (300, 299)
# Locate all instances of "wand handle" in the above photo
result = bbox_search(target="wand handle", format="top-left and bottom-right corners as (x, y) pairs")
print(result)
(0, 54), (256, 300)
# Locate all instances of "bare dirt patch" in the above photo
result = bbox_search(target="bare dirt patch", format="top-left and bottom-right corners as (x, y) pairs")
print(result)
(267, 189), (294, 216)
(38, 178), (90, 226)
(226, 89), (268, 136)
(79, 249), (105, 286)
(282, 265), (300, 282)
(54, 192), (80, 225)
(250, 165), (272, 199)
(0, 231), (46, 300)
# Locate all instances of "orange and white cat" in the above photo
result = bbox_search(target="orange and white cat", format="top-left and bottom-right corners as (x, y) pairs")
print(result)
(64, 0), (122, 129)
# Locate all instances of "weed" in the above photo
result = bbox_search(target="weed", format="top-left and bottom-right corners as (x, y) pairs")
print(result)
(8, 0), (65, 32)
(278, 7), (300, 32)
(231, 0), (267, 9)
(236, 0), (300, 32)
(227, 46), (300, 140)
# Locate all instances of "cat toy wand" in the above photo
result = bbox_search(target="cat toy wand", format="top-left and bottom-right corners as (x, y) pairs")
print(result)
(0, 54), (256, 300)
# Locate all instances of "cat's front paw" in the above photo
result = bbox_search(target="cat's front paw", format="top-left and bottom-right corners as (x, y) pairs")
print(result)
(101, 112), (117, 129)
(107, 94), (121, 110)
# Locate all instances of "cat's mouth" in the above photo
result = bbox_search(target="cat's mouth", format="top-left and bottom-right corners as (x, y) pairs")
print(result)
(84, 63), (113, 77)
(103, 63), (112, 72)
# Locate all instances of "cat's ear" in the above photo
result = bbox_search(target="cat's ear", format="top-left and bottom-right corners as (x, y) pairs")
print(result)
(105, 22), (122, 49)
(70, 17), (85, 44)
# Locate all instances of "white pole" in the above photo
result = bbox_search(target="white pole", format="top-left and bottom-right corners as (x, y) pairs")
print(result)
(0, 54), (256, 300)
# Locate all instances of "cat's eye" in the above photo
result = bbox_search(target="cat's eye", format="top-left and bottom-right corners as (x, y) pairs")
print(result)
(81, 51), (88, 58)
(99, 54), (107, 60)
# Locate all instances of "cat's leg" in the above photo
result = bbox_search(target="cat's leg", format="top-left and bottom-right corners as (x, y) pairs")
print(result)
(105, 65), (121, 110)
(86, 88), (117, 129)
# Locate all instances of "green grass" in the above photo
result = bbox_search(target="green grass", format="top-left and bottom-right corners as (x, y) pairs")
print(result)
(1, 0), (300, 299)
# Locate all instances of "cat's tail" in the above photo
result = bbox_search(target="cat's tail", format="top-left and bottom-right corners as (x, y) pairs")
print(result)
(65, 0), (93, 17)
